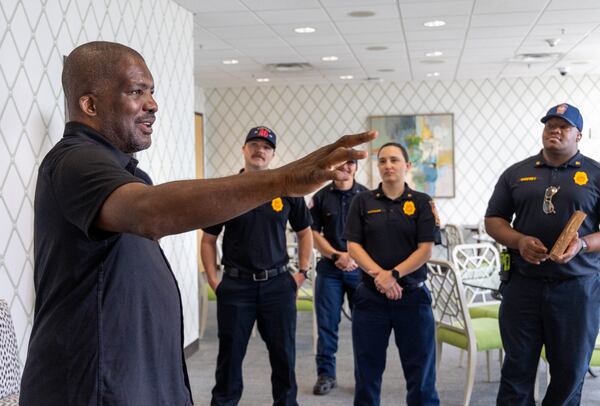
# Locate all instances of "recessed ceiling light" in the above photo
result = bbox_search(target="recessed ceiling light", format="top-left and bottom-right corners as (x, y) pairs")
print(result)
(222, 59), (239, 65)
(425, 51), (443, 57)
(339, 75), (354, 80)
(322, 56), (339, 62)
(377, 68), (395, 73)
(427, 72), (440, 77)
(348, 11), (376, 18)
(294, 26), (316, 34)
(256, 78), (270, 83)
(424, 20), (446, 27)
(366, 46), (388, 51)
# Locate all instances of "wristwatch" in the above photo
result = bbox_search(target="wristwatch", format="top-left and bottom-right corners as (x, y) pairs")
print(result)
(579, 238), (588, 254)
(298, 269), (310, 278)
(391, 269), (401, 281)
(330, 253), (340, 262)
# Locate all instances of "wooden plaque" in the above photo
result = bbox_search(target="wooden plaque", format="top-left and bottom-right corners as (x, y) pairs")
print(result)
(550, 210), (587, 257)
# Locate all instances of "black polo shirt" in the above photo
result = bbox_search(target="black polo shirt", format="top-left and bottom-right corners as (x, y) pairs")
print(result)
(310, 181), (368, 252)
(485, 151), (600, 279)
(343, 183), (440, 292)
(203, 196), (311, 271)
(21, 122), (192, 406)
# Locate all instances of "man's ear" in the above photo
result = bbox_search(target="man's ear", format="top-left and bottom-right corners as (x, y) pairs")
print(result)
(79, 94), (97, 117)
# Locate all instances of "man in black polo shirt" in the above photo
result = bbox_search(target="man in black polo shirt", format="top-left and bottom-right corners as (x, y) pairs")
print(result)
(201, 126), (313, 406)
(309, 160), (367, 395)
(485, 103), (600, 405)
(19, 40), (375, 406)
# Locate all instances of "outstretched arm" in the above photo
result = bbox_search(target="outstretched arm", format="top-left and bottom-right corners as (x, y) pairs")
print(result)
(96, 131), (377, 240)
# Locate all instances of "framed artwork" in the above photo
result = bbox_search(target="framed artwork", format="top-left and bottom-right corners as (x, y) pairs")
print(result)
(368, 113), (455, 198)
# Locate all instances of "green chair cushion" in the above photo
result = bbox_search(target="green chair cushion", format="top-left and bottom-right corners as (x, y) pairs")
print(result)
(469, 303), (500, 319)
(437, 317), (502, 351)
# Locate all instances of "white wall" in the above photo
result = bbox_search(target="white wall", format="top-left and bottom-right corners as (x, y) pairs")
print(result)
(202, 75), (600, 226)
(0, 0), (199, 364)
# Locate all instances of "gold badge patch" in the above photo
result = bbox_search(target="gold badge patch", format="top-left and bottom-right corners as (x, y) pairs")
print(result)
(429, 200), (440, 226)
(574, 171), (588, 186)
(403, 201), (416, 216)
(271, 197), (284, 212)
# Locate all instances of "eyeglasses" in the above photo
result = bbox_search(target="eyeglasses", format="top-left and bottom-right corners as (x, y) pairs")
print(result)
(543, 186), (560, 214)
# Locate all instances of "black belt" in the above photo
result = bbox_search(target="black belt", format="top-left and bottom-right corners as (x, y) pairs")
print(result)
(399, 281), (425, 291)
(224, 266), (288, 281)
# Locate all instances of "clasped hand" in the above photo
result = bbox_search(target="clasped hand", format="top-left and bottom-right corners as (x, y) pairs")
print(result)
(374, 271), (403, 300)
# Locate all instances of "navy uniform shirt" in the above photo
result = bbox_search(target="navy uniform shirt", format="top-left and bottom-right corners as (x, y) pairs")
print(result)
(310, 181), (368, 252)
(343, 183), (441, 292)
(21, 122), (192, 406)
(203, 196), (311, 271)
(485, 151), (600, 279)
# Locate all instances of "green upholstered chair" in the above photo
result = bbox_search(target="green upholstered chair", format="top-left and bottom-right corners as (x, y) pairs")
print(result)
(427, 260), (503, 406)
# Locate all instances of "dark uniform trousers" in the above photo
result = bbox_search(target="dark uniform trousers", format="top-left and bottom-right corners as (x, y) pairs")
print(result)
(314, 258), (361, 378)
(352, 283), (439, 406)
(497, 271), (600, 406)
(212, 272), (298, 406)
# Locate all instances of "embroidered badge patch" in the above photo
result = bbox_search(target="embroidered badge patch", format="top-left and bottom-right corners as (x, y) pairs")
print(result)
(272, 197), (284, 212)
(429, 200), (441, 226)
(574, 171), (588, 186)
(403, 201), (416, 216)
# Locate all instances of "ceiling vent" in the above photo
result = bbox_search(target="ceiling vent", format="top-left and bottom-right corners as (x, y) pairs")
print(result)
(509, 53), (562, 64)
(266, 62), (312, 72)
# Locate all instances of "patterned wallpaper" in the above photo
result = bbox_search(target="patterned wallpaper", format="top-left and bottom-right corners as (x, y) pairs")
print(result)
(0, 0), (198, 365)
(204, 75), (600, 226)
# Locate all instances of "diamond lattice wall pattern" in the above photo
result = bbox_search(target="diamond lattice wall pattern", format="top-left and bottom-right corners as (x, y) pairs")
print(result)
(204, 75), (600, 227)
(0, 0), (198, 365)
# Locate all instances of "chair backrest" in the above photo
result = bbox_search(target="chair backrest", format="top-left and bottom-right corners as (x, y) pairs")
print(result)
(452, 243), (500, 281)
(426, 260), (476, 346)
(444, 224), (464, 259)
(0, 299), (21, 398)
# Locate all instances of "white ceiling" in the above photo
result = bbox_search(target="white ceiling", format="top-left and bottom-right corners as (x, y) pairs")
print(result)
(173, 0), (600, 88)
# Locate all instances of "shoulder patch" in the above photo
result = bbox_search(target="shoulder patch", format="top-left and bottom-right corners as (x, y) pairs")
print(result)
(429, 200), (441, 226)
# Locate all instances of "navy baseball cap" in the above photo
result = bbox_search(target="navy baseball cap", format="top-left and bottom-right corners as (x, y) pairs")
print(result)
(245, 126), (276, 148)
(540, 103), (583, 131)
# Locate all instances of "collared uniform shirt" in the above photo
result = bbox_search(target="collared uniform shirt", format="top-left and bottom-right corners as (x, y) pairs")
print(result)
(343, 183), (441, 292)
(485, 150), (600, 279)
(20, 122), (192, 406)
(203, 196), (311, 271)
(310, 181), (368, 252)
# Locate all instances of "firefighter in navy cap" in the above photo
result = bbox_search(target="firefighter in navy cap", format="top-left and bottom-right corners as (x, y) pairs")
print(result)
(201, 126), (313, 406)
(309, 159), (368, 395)
(344, 142), (441, 406)
(486, 103), (600, 405)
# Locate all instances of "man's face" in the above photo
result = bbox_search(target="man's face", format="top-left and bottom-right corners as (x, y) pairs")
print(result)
(542, 117), (580, 155)
(242, 139), (275, 170)
(96, 56), (158, 153)
(377, 146), (411, 184)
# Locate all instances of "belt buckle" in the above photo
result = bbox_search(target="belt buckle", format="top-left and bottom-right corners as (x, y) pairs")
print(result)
(253, 271), (268, 281)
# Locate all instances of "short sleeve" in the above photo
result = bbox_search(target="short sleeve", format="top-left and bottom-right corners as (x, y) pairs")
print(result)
(415, 195), (437, 243)
(309, 192), (323, 232)
(342, 194), (364, 244)
(51, 145), (143, 238)
(485, 170), (515, 222)
(288, 197), (312, 231)
(202, 223), (224, 236)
